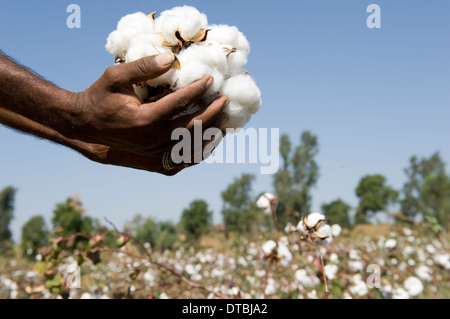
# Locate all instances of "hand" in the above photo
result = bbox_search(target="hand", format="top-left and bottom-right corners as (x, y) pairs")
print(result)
(67, 52), (229, 157)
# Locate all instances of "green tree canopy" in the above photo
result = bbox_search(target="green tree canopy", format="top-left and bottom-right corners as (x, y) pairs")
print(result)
(0, 186), (16, 253)
(321, 199), (352, 228)
(21, 215), (49, 258)
(421, 172), (450, 232)
(355, 174), (398, 224)
(221, 174), (261, 235)
(180, 199), (212, 241)
(401, 152), (447, 222)
(273, 131), (319, 225)
(125, 214), (178, 250)
(51, 196), (93, 237)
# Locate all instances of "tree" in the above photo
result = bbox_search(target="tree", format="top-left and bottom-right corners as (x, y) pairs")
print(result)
(21, 215), (49, 258)
(221, 174), (261, 235)
(155, 221), (178, 250)
(321, 199), (352, 228)
(52, 196), (93, 238)
(0, 186), (16, 253)
(125, 214), (179, 250)
(401, 152), (446, 222)
(355, 174), (398, 224)
(273, 132), (319, 225)
(181, 200), (212, 242)
(421, 172), (450, 232)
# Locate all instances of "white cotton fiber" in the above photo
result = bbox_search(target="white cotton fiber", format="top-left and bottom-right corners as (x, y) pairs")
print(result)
(106, 12), (155, 56)
(105, 6), (262, 131)
(203, 24), (250, 75)
(220, 75), (262, 114)
(222, 102), (250, 130)
(155, 6), (208, 45)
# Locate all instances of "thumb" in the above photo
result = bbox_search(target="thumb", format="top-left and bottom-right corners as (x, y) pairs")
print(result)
(107, 52), (175, 87)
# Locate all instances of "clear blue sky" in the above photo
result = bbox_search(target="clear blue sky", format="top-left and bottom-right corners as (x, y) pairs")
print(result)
(1, 1), (449, 242)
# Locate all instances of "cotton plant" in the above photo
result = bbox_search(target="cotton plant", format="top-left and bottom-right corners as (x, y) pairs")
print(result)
(256, 190), (342, 298)
(105, 6), (262, 130)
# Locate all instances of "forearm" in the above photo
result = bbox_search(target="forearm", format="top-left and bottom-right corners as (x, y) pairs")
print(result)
(0, 51), (78, 136)
(0, 106), (88, 155)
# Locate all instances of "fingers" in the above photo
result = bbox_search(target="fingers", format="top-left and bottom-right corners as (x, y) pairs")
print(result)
(96, 147), (184, 176)
(104, 52), (175, 88)
(174, 95), (229, 131)
(147, 75), (214, 118)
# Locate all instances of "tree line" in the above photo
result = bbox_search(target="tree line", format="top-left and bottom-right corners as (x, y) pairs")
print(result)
(0, 131), (449, 256)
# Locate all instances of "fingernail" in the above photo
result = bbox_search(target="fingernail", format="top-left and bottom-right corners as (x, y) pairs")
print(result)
(206, 76), (214, 88)
(155, 52), (174, 67)
(223, 98), (230, 107)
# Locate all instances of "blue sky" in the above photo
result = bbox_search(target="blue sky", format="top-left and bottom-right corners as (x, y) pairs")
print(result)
(1, 0), (449, 242)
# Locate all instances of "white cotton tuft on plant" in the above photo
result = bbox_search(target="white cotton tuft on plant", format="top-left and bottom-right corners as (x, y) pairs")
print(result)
(277, 243), (292, 267)
(105, 6), (261, 131)
(155, 6), (208, 45)
(295, 269), (320, 288)
(261, 240), (276, 255)
(256, 193), (275, 215)
(105, 12), (155, 57)
(404, 277), (423, 297)
(331, 224), (342, 237)
(392, 287), (410, 299)
(316, 223), (333, 245)
(415, 265), (433, 282)
(306, 212), (325, 228)
(324, 264), (338, 280)
(384, 239), (397, 250)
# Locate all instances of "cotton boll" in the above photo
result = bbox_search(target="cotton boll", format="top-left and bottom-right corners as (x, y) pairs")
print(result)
(125, 33), (168, 63)
(331, 224), (342, 237)
(262, 240), (276, 255)
(295, 269), (320, 288)
(256, 193), (274, 208)
(220, 75), (262, 115)
(324, 264), (338, 280)
(175, 61), (210, 88)
(221, 101), (251, 130)
(384, 239), (397, 250)
(145, 65), (177, 88)
(306, 213), (326, 228)
(297, 220), (306, 233)
(392, 288), (410, 299)
(404, 277), (424, 297)
(316, 224), (332, 245)
(178, 45), (228, 74)
(205, 24), (250, 56)
(415, 265), (433, 282)
(349, 260), (364, 272)
(264, 278), (277, 295)
(155, 6), (208, 45)
(105, 30), (126, 56)
(205, 24), (250, 75)
(349, 278), (368, 297)
(256, 193), (275, 215)
(277, 243), (292, 267)
(106, 12), (155, 55)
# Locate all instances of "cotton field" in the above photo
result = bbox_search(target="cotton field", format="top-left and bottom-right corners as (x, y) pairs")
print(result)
(0, 224), (448, 299)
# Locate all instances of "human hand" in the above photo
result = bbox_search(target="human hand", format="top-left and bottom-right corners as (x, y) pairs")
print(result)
(66, 52), (229, 157)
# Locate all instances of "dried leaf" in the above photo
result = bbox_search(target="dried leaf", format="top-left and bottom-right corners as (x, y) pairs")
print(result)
(87, 249), (101, 265)
(147, 11), (157, 21)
